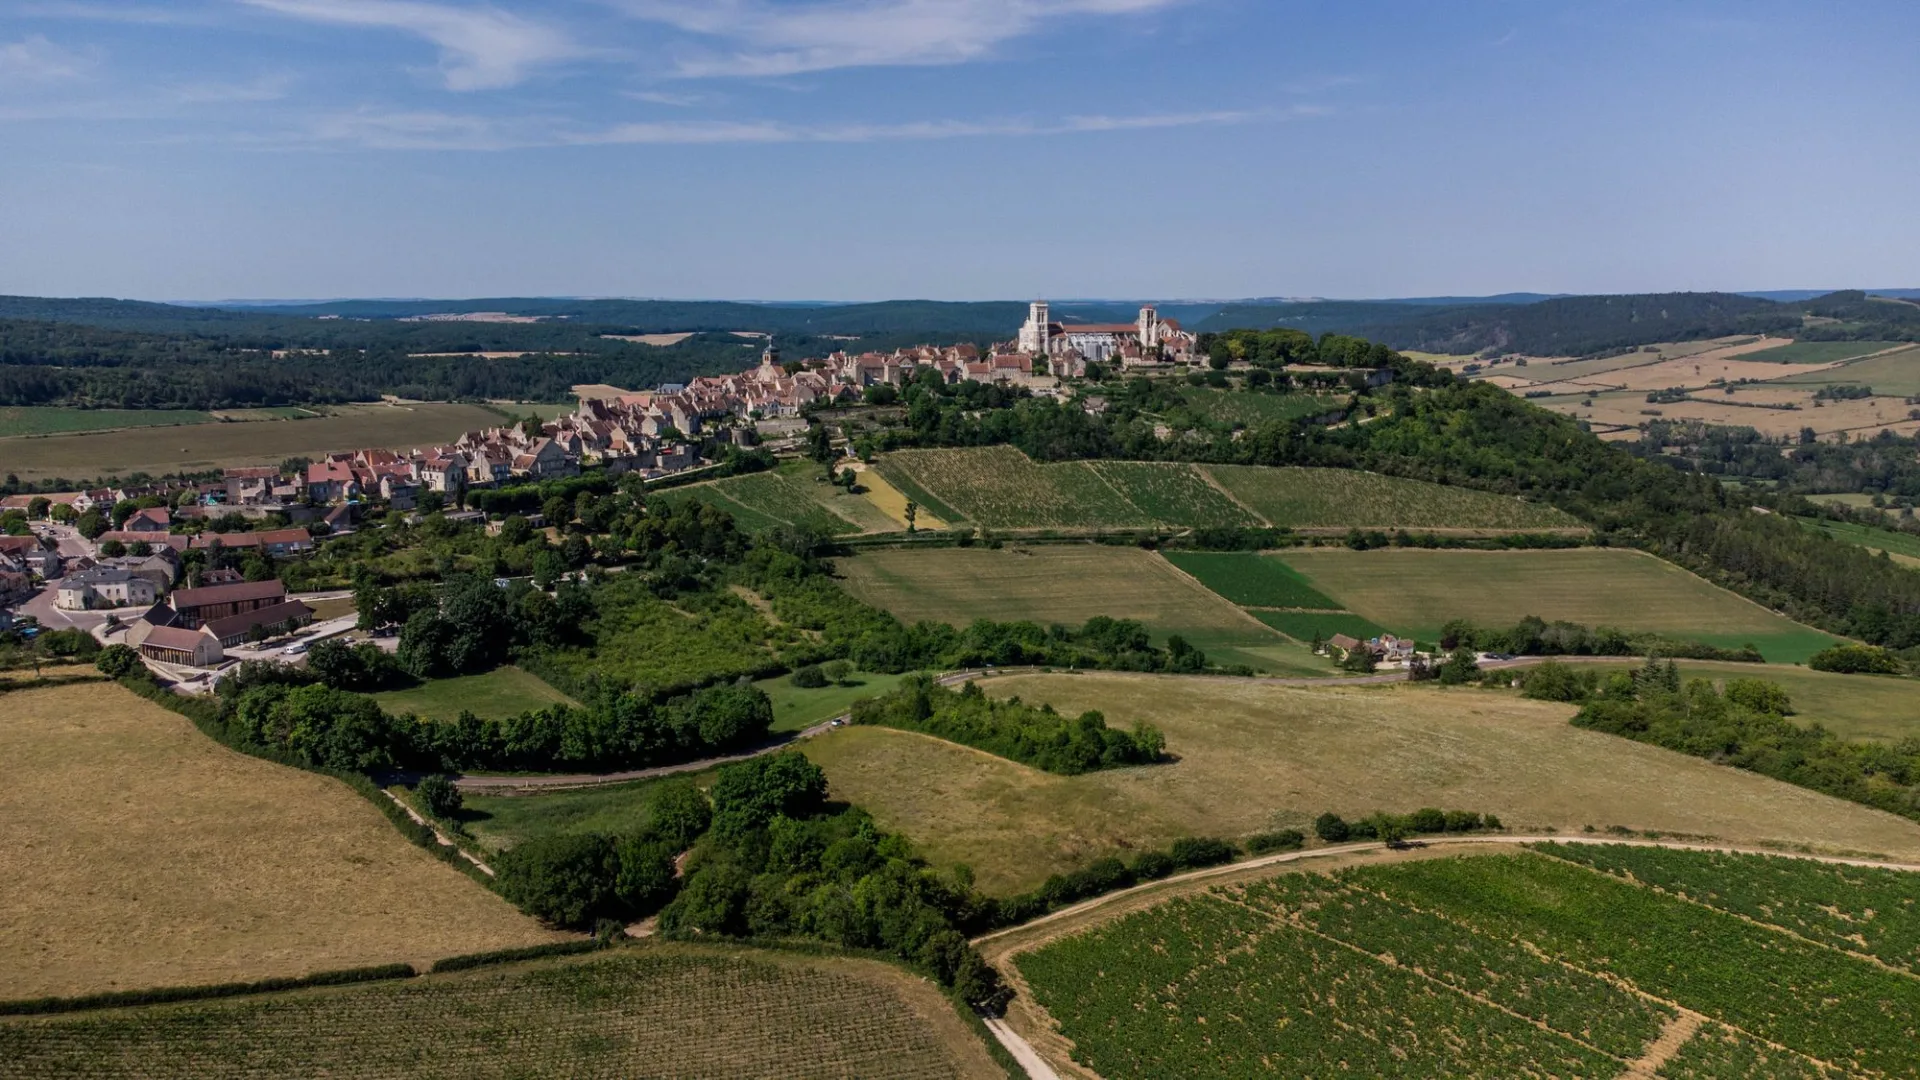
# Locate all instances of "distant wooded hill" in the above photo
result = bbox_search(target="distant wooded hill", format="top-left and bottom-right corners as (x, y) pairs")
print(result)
(2, 289), (1919, 410)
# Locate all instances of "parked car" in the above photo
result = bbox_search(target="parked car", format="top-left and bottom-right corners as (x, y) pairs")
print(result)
(282, 641), (309, 656)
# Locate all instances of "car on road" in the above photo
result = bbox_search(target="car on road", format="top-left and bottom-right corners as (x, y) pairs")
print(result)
(281, 641), (309, 656)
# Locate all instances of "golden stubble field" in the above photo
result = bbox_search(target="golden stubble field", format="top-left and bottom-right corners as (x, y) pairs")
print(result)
(801, 672), (1920, 895)
(0, 402), (507, 481)
(0, 682), (566, 999)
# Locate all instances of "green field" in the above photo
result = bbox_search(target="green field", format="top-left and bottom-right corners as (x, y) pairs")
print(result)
(0, 945), (1003, 1079)
(1280, 547), (1841, 662)
(0, 406), (215, 437)
(802, 672), (1920, 893)
(1013, 847), (1920, 1079)
(754, 670), (914, 733)
(1776, 344), (1920, 396)
(460, 776), (688, 853)
(1252, 609), (1388, 642)
(1160, 551), (1340, 609)
(833, 545), (1330, 675)
(371, 666), (579, 723)
(1085, 461), (1261, 527)
(672, 461), (905, 536)
(1206, 464), (1581, 531)
(1176, 388), (1345, 428)
(0, 402), (510, 481)
(1640, 660), (1920, 743)
(1739, 340), (1908, 364)
(1798, 515), (1920, 562)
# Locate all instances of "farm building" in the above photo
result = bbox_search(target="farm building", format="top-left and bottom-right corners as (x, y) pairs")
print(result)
(131, 623), (223, 668)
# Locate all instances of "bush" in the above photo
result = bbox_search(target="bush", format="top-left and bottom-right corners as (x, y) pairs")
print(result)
(789, 664), (828, 689)
(1167, 837), (1236, 869)
(1244, 829), (1306, 855)
(1128, 850), (1175, 880)
(1443, 810), (1483, 832)
(1313, 812), (1350, 843)
(428, 940), (599, 974)
(416, 774), (463, 819)
(1410, 807), (1448, 833)
(494, 833), (620, 929)
(95, 644), (141, 678)
(1808, 644), (1905, 675)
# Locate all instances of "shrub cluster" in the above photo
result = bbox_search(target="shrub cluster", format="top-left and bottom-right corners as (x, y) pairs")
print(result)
(0, 964), (416, 1017)
(1809, 643), (1906, 675)
(493, 779), (711, 928)
(851, 677), (1165, 775)
(428, 940), (602, 974)
(1440, 616), (1763, 663)
(1575, 668), (1920, 827)
(1312, 808), (1501, 844)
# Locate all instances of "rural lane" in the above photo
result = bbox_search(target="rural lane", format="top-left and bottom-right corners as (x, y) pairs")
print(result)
(451, 659), (1596, 794)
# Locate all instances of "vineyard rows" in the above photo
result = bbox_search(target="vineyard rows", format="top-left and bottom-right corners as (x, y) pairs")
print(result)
(1018, 848), (1916, 1079)
(1534, 842), (1920, 974)
(0, 950), (980, 1079)
(1017, 895), (1618, 1078)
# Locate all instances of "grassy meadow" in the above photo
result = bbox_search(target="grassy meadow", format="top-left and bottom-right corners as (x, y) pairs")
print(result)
(1175, 388), (1346, 427)
(1797, 516), (1920, 564)
(833, 545), (1331, 675)
(799, 672), (1920, 894)
(753, 670), (914, 733)
(371, 666), (579, 723)
(1776, 344), (1920, 397)
(460, 776), (700, 854)
(0, 406), (215, 438)
(1280, 547), (1841, 662)
(1739, 339), (1908, 364)
(0, 402), (508, 482)
(0, 682), (563, 1000)
(0, 945), (1002, 1079)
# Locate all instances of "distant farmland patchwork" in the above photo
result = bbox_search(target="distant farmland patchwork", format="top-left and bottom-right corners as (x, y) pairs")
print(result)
(869, 447), (1581, 532)
(1009, 846), (1920, 1079)
(0, 402), (510, 481)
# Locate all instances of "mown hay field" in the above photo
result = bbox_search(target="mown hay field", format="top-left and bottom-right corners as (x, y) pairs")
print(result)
(1, 403), (509, 481)
(0, 406), (214, 438)
(0, 944), (1003, 1080)
(370, 666), (579, 723)
(1206, 465), (1581, 531)
(1008, 846), (1920, 1080)
(832, 546), (1327, 674)
(799, 672), (1920, 894)
(1281, 547), (1840, 662)
(0, 682), (564, 999)
(1798, 516), (1920, 562)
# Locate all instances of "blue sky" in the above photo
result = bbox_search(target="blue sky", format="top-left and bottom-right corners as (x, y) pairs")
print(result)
(0, 1), (1915, 301)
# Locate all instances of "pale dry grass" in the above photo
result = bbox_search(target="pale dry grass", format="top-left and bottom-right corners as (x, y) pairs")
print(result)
(0, 682), (566, 999)
(1561, 388), (1915, 440)
(801, 673), (1920, 895)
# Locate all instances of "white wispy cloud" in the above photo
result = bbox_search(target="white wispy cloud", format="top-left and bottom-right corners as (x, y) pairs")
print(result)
(616, 0), (1190, 78)
(239, 0), (580, 90)
(304, 101), (1295, 151)
(0, 34), (98, 82)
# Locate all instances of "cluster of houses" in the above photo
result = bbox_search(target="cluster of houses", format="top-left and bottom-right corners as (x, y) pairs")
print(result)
(1323, 632), (1419, 667)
